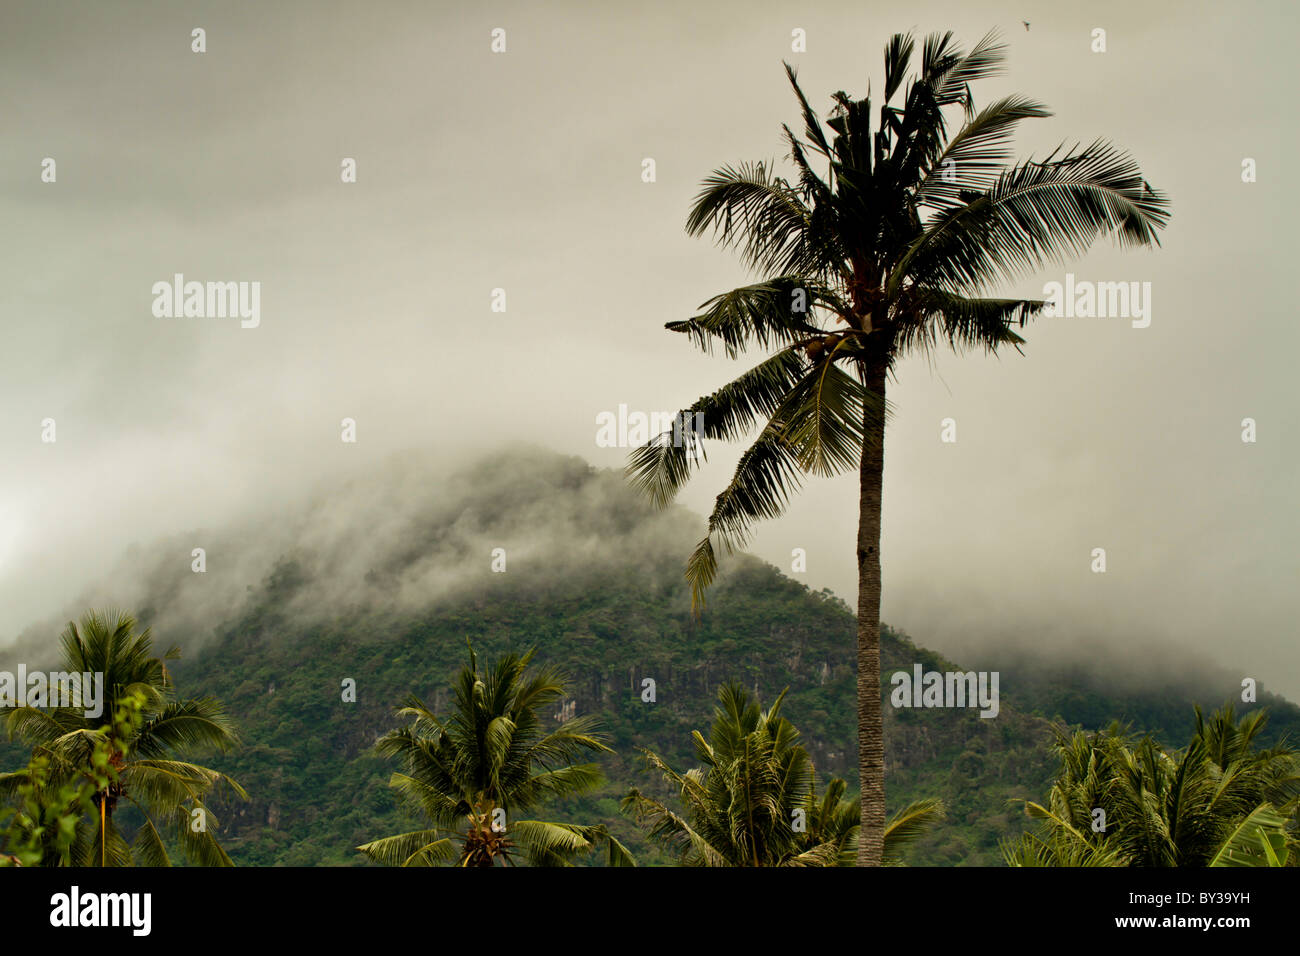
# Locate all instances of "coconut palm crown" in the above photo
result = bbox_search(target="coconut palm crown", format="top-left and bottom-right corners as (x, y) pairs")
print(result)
(358, 645), (633, 867)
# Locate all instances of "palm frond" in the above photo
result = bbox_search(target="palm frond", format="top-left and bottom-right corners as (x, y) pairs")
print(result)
(882, 797), (946, 864)
(893, 140), (1171, 297)
(686, 163), (817, 277)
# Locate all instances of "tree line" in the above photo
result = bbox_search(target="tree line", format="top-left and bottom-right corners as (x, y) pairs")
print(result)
(3, 612), (1295, 868)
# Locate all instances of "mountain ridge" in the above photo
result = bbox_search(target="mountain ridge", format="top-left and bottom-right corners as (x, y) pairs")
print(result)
(3, 446), (1296, 865)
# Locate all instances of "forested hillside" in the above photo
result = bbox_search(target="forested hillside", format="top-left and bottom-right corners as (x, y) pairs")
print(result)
(4, 449), (1296, 865)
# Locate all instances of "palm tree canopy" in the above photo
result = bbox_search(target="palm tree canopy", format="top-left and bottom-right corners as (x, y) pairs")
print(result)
(1003, 706), (1300, 867)
(627, 29), (1170, 607)
(2, 609), (245, 866)
(623, 683), (943, 865)
(358, 645), (632, 867)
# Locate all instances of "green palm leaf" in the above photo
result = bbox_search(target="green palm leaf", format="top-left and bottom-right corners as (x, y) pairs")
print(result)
(1209, 803), (1291, 867)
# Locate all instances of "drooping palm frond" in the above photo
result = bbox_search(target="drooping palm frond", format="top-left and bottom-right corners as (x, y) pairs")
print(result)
(686, 162), (820, 278)
(1208, 803), (1292, 867)
(132, 698), (241, 758)
(682, 424), (805, 610)
(777, 353), (873, 476)
(357, 829), (457, 867)
(130, 813), (174, 868)
(898, 288), (1040, 356)
(892, 140), (1170, 298)
(680, 355), (890, 610)
(666, 278), (839, 358)
(509, 820), (635, 868)
(882, 797), (947, 864)
(621, 788), (730, 867)
(624, 347), (808, 508)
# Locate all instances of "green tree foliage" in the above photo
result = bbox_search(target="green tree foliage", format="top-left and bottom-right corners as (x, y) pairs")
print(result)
(623, 683), (943, 865)
(2, 610), (246, 866)
(358, 645), (633, 866)
(1003, 706), (1300, 866)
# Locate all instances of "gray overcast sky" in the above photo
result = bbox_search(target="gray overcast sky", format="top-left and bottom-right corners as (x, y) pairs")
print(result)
(2, 0), (1296, 696)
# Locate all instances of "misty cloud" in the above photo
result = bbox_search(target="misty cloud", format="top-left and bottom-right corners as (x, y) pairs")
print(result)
(0, 0), (1295, 701)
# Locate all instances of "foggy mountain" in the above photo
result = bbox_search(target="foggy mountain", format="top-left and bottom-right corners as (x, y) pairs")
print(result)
(3, 445), (1294, 865)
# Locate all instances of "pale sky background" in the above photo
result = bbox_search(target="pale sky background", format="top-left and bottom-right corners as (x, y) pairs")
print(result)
(1, 0), (1296, 697)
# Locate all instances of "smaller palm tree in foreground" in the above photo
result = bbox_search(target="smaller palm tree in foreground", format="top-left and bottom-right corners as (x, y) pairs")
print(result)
(1003, 706), (1300, 867)
(623, 683), (942, 865)
(2, 609), (245, 866)
(358, 645), (633, 866)
(1, 690), (144, 867)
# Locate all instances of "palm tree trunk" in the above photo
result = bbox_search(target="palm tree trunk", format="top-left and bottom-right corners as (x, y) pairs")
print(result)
(856, 358), (887, 866)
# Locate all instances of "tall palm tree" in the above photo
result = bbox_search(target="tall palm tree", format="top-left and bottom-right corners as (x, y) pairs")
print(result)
(1, 609), (246, 865)
(358, 645), (633, 867)
(623, 683), (943, 865)
(627, 29), (1170, 864)
(1003, 706), (1300, 866)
